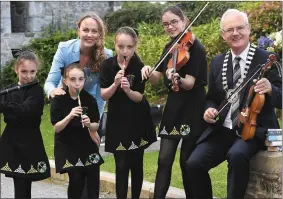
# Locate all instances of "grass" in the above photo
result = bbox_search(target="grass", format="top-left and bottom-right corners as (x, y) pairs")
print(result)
(1, 104), (282, 198)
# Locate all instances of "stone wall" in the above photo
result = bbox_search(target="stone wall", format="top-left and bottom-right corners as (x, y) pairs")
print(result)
(245, 151), (282, 198)
(26, 1), (122, 33)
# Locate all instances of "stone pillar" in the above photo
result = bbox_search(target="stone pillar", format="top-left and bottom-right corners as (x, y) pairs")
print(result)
(245, 151), (282, 198)
(26, 2), (45, 33)
(1, 2), (11, 34)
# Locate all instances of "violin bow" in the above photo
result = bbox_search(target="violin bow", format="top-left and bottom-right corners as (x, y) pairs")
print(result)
(146, 2), (210, 78)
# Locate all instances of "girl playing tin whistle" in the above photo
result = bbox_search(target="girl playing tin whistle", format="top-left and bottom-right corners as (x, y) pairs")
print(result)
(50, 62), (103, 199)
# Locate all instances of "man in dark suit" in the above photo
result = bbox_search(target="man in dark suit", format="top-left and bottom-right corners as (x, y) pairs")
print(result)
(186, 9), (282, 199)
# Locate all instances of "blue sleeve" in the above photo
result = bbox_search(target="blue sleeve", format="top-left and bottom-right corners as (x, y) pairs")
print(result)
(44, 42), (66, 98)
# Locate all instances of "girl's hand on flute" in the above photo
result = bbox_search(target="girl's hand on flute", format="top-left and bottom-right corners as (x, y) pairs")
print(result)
(81, 114), (91, 128)
(114, 70), (124, 87)
(67, 106), (82, 120)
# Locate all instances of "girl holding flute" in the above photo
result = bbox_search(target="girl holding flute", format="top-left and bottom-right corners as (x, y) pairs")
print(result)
(0, 50), (50, 199)
(100, 26), (156, 199)
(50, 62), (103, 199)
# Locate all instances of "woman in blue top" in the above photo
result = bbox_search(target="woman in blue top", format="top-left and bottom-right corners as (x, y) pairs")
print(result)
(44, 12), (113, 116)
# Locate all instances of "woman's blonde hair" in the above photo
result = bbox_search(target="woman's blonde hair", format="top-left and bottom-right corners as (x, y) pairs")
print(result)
(77, 12), (108, 72)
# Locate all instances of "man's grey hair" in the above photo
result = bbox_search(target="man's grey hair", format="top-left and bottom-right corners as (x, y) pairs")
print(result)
(220, 9), (249, 30)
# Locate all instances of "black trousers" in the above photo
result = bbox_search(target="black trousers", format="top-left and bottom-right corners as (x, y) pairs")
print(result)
(114, 149), (144, 199)
(154, 136), (198, 199)
(67, 166), (100, 199)
(186, 126), (260, 199)
(13, 177), (32, 199)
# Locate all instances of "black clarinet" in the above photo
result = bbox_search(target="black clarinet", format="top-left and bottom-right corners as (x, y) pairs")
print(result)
(0, 80), (39, 95)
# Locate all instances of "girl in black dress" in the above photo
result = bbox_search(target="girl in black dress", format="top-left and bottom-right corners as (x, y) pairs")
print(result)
(50, 62), (103, 199)
(100, 27), (156, 199)
(141, 6), (208, 199)
(0, 50), (50, 199)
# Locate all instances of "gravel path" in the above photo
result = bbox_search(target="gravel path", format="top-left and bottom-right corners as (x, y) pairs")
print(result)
(1, 174), (116, 198)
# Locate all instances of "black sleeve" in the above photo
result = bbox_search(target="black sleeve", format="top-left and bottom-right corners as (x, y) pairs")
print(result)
(1, 85), (44, 120)
(131, 63), (145, 94)
(50, 96), (65, 125)
(87, 96), (100, 123)
(205, 57), (219, 110)
(183, 41), (205, 78)
(100, 59), (113, 88)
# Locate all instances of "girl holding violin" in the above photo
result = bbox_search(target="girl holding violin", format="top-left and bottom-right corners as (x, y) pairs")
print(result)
(100, 27), (156, 199)
(0, 50), (50, 198)
(141, 5), (208, 198)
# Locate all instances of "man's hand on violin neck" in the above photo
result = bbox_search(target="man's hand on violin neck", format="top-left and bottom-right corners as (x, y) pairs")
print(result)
(253, 78), (272, 95)
(204, 108), (218, 123)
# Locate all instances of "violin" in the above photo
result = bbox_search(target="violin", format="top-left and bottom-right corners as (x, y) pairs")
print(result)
(170, 49), (180, 91)
(167, 31), (195, 70)
(239, 54), (277, 140)
(168, 31), (195, 92)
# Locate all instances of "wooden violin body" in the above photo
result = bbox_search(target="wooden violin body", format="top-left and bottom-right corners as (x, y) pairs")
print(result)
(239, 54), (277, 140)
(167, 32), (195, 92)
(239, 86), (265, 140)
(167, 32), (195, 71)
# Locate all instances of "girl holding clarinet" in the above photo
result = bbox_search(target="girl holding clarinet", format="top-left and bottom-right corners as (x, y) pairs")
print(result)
(50, 61), (103, 199)
(0, 50), (50, 199)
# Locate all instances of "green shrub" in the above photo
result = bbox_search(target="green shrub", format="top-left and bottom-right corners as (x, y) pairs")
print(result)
(105, 2), (164, 33)
(0, 60), (17, 88)
(192, 18), (227, 64)
(240, 2), (282, 41)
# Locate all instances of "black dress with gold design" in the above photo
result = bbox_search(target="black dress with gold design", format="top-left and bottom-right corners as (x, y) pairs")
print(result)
(51, 89), (104, 174)
(0, 84), (50, 181)
(100, 55), (157, 153)
(156, 38), (208, 139)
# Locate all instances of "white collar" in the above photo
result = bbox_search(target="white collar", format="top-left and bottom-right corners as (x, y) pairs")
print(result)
(231, 43), (250, 62)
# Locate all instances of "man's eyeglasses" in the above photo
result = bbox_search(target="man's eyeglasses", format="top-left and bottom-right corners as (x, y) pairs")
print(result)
(222, 24), (249, 35)
(162, 19), (181, 28)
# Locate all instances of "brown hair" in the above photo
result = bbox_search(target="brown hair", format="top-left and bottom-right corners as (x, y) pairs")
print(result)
(14, 50), (40, 69)
(77, 12), (107, 72)
(62, 62), (86, 89)
(62, 62), (85, 78)
(162, 6), (189, 25)
(115, 26), (139, 46)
